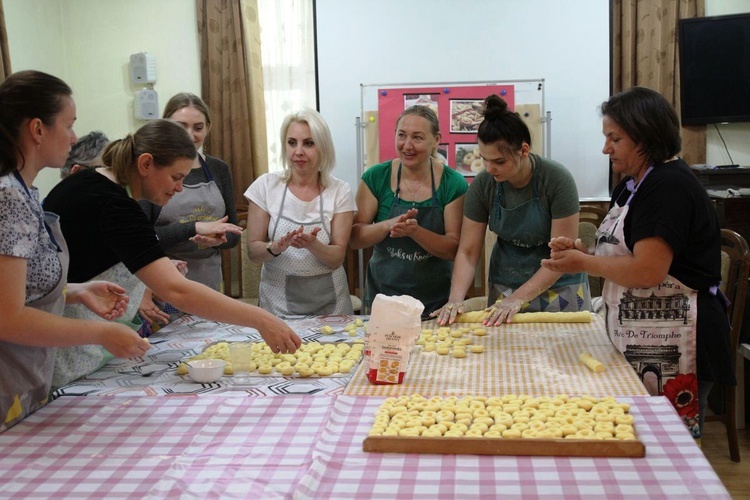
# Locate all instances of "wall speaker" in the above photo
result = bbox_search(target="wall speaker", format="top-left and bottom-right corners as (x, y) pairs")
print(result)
(130, 52), (157, 84)
(134, 89), (159, 120)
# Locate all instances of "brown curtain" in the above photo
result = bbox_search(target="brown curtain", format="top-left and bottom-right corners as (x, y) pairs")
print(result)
(0, 0), (12, 81)
(611, 0), (705, 190)
(197, 0), (268, 210)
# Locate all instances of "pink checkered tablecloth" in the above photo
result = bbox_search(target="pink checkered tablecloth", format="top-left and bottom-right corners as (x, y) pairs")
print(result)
(295, 396), (730, 499)
(0, 395), (729, 499)
(0, 396), (332, 499)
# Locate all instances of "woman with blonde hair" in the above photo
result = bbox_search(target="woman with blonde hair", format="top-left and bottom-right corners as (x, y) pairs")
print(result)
(245, 108), (356, 316)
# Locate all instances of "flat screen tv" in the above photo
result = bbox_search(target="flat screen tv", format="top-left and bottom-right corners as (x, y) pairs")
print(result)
(679, 13), (750, 126)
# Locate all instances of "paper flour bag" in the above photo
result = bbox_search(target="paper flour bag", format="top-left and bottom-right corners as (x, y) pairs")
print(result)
(364, 294), (424, 385)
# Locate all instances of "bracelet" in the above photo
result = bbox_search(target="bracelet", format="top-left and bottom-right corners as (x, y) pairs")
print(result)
(266, 241), (281, 257)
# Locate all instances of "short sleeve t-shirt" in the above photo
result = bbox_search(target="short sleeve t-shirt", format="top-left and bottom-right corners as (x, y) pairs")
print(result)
(361, 160), (468, 222)
(244, 172), (357, 239)
(463, 154), (579, 224)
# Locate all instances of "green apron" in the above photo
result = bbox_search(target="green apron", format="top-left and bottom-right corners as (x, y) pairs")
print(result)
(488, 158), (590, 312)
(365, 160), (452, 318)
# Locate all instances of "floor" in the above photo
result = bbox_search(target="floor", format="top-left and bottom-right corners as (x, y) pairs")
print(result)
(701, 421), (750, 498)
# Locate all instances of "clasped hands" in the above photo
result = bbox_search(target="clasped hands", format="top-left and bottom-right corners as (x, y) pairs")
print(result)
(388, 208), (419, 238)
(190, 216), (244, 247)
(268, 226), (322, 256)
(540, 236), (589, 274)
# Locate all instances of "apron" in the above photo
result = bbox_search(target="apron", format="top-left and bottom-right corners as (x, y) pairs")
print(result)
(488, 157), (590, 312)
(1, 177), (68, 431)
(260, 183), (352, 317)
(365, 160), (452, 318)
(596, 167), (701, 437)
(155, 156), (226, 291)
(51, 262), (147, 390)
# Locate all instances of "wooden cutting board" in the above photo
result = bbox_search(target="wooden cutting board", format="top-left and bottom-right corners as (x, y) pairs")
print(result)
(363, 435), (645, 457)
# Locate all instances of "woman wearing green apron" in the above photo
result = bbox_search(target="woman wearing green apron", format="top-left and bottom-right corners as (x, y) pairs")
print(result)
(0, 71), (149, 432)
(543, 87), (734, 436)
(436, 95), (590, 326)
(351, 106), (468, 318)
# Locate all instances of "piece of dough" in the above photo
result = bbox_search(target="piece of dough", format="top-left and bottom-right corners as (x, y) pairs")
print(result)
(579, 352), (605, 373)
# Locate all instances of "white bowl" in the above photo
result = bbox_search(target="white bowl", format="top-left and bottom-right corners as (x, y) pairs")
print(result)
(186, 359), (226, 383)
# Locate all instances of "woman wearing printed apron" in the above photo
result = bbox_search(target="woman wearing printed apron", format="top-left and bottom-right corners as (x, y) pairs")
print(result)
(245, 109), (356, 317)
(543, 87), (735, 437)
(139, 93), (242, 323)
(0, 71), (149, 432)
(351, 106), (468, 318)
(436, 95), (590, 326)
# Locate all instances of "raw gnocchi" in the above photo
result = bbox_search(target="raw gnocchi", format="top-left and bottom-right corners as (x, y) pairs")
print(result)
(368, 394), (637, 440)
(177, 340), (364, 377)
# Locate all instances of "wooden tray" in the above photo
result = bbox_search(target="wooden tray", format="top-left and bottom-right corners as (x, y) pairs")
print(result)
(363, 435), (645, 458)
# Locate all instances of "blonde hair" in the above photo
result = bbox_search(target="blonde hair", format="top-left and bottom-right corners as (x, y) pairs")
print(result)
(279, 108), (335, 187)
(102, 119), (196, 185)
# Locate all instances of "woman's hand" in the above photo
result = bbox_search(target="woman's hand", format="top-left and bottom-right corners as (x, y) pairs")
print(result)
(387, 208), (418, 238)
(138, 289), (170, 326)
(67, 281), (129, 320)
(542, 245), (589, 275)
(290, 227), (321, 249)
(431, 301), (465, 325)
(484, 297), (523, 325)
(191, 216), (243, 248)
(101, 323), (151, 358)
(258, 316), (303, 354)
(268, 227), (304, 256)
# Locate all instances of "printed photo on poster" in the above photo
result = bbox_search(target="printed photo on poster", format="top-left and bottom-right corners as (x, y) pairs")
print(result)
(450, 99), (484, 133)
(436, 143), (449, 166)
(455, 143), (483, 176)
(404, 93), (439, 114)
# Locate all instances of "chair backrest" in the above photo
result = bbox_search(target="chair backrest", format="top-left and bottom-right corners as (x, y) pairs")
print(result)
(221, 210), (261, 301)
(578, 205), (608, 297)
(579, 204), (608, 228)
(719, 228), (750, 360)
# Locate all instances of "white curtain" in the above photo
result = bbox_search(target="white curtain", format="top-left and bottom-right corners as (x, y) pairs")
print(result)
(258, 0), (317, 173)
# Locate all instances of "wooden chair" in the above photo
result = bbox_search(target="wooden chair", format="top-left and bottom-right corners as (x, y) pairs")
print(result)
(706, 228), (750, 462)
(578, 205), (609, 297)
(221, 210), (261, 305)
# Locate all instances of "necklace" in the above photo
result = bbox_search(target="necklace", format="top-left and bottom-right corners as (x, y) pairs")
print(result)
(402, 165), (430, 198)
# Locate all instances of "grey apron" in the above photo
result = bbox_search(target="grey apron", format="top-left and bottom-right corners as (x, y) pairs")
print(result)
(260, 183), (352, 317)
(1, 174), (68, 431)
(365, 160), (452, 318)
(488, 156), (590, 312)
(154, 156), (225, 291)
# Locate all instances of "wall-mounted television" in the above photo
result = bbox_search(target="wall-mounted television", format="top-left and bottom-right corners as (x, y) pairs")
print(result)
(678, 13), (750, 126)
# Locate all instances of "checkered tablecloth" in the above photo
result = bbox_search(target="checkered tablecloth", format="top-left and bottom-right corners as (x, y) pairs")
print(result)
(0, 394), (728, 499)
(0, 395), (333, 499)
(295, 395), (729, 499)
(52, 314), (365, 398)
(345, 314), (649, 397)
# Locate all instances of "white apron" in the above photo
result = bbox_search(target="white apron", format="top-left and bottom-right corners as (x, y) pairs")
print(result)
(260, 185), (352, 317)
(596, 168), (700, 437)
(155, 156), (226, 291)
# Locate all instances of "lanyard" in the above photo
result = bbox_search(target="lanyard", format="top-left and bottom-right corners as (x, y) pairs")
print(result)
(13, 170), (62, 252)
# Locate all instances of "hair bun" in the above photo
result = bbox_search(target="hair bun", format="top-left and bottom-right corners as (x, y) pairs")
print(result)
(482, 94), (510, 119)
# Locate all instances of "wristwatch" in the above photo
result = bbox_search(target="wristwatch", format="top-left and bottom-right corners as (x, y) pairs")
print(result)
(266, 241), (281, 257)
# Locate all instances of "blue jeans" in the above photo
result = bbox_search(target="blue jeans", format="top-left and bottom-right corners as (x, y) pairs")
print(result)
(699, 380), (714, 433)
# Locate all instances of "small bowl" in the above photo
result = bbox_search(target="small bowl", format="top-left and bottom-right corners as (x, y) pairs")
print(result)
(186, 359), (226, 383)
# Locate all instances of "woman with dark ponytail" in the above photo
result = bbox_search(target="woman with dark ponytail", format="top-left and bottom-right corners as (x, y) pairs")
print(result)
(44, 119), (301, 387)
(435, 94), (590, 325)
(0, 70), (149, 431)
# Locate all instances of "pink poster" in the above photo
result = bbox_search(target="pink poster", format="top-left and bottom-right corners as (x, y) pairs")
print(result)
(377, 85), (515, 179)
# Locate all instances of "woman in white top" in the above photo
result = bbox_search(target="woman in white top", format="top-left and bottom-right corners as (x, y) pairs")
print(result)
(245, 109), (356, 316)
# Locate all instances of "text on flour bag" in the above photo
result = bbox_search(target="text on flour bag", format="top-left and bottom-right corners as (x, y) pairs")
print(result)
(364, 294), (424, 385)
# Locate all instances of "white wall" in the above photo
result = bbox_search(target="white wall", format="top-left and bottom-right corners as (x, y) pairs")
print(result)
(315, 0), (611, 199)
(704, 0), (750, 168)
(4, 0), (200, 198)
